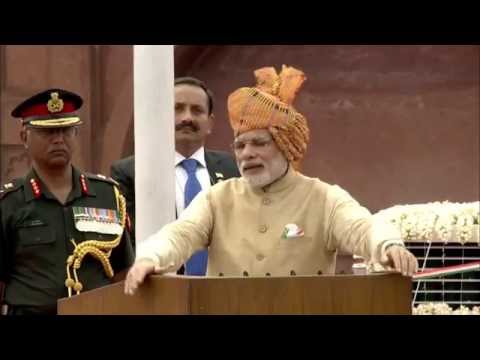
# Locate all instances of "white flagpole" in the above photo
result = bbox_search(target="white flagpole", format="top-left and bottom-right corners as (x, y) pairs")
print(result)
(133, 45), (175, 244)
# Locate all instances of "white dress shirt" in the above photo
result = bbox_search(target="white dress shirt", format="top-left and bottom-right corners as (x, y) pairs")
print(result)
(175, 146), (212, 216)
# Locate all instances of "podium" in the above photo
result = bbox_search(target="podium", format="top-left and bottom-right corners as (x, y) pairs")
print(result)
(58, 274), (411, 315)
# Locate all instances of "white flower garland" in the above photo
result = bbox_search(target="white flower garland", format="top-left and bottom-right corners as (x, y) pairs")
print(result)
(413, 303), (480, 315)
(375, 201), (480, 243)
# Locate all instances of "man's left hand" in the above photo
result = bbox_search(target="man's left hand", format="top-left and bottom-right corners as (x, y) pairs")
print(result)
(381, 245), (418, 277)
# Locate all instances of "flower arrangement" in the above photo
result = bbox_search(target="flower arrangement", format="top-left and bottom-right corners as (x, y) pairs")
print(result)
(375, 201), (480, 243)
(413, 303), (480, 315)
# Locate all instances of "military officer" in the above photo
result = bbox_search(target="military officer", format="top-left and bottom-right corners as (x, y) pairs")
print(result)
(0, 89), (134, 315)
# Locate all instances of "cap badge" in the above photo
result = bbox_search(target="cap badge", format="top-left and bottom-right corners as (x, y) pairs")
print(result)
(47, 92), (64, 113)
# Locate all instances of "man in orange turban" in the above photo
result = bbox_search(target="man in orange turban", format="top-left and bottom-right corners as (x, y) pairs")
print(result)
(125, 65), (418, 296)
(228, 65), (310, 171)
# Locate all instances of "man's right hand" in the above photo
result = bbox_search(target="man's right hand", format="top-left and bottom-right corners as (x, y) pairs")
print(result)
(124, 258), (158, 296)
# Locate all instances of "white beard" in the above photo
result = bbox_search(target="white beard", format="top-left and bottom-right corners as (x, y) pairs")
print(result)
(242, 156), (288, 189)
(244, 172), (274, 188)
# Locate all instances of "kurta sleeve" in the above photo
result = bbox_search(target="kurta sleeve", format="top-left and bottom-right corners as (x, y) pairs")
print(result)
(324, 185), (404, 262)
(135, 189), (214, 273)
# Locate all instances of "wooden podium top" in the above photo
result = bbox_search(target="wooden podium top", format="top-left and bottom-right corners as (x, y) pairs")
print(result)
(58, 274), (411, 315)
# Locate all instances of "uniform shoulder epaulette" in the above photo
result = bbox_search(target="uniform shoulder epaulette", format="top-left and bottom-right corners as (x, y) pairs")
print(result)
(85, 173), (119, 187)
(0, 179), (22, 200)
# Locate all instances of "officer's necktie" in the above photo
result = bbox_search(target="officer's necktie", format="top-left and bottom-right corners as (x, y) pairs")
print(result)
(181, 158), (208, 276)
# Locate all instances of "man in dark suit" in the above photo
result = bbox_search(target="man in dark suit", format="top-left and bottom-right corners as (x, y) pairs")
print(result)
(111, 77), (240, 275)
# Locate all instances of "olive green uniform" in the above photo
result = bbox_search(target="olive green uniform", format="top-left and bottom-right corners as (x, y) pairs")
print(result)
(0, 166), (134, 315)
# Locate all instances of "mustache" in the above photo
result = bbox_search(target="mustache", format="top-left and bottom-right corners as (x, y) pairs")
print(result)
(49, 147), (68, 152)
(48, 146), (69, 154)
(241, 162), (263, 172)
(175, 121), (199, 132)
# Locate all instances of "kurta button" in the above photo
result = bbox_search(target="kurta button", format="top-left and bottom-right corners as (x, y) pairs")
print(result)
(243, 271), (249, 277)
(259, 225), (268, 233)
(262, 198), (271, 205)
(256, 254), (265, 261)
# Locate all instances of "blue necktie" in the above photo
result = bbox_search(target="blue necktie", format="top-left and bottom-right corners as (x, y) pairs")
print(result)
(181, 158), (208, 276)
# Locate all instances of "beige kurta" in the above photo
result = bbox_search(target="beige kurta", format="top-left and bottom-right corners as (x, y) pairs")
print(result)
(137, 167), (403, 276)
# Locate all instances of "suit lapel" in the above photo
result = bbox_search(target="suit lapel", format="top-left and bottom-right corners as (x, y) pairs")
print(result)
(205, 151), (221, 185)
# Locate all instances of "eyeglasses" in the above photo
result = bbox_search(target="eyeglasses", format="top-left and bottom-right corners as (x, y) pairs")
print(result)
(231, 137), (273, 152)
(30, 126), (79, 139)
